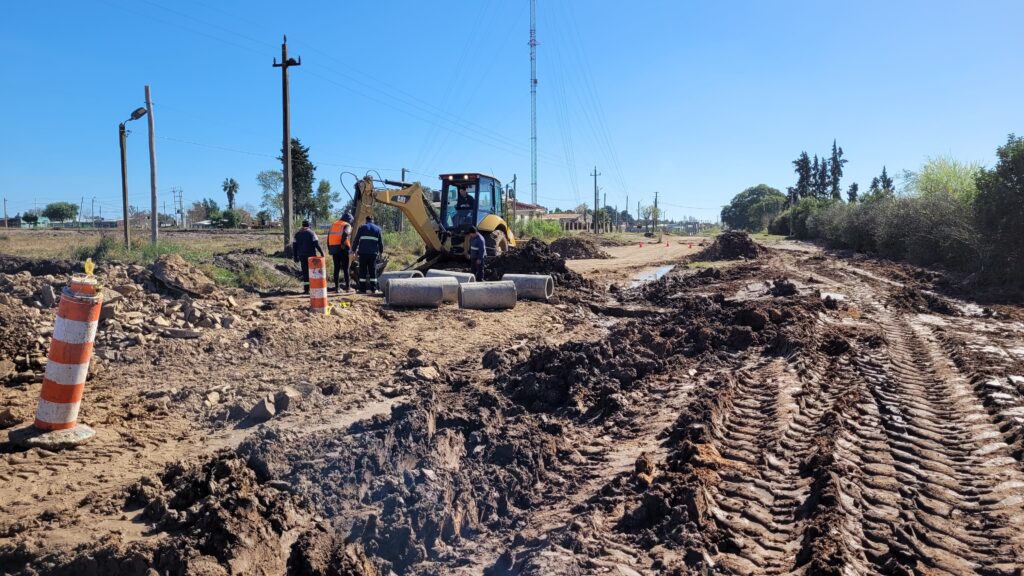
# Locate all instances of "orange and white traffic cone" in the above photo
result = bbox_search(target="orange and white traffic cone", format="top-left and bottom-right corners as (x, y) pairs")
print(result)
(308, 256), (328, 315)
(12, 273), (102, 449)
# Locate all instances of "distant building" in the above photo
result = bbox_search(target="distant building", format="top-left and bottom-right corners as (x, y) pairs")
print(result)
(20, 216), (51, 228)
(509, 201), (547, 221)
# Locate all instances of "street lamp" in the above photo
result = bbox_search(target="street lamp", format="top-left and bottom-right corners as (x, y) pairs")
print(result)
(119, 107), (148, 248)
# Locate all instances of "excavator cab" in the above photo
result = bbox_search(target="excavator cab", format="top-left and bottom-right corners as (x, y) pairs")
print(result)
(439, 173), (514, 255)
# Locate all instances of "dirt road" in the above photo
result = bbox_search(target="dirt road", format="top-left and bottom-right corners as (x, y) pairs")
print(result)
(2, 235), (1023, 575)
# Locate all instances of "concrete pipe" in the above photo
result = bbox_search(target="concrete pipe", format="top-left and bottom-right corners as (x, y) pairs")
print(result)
(426, 269), (476, 283)
(383, 277), (459, 303)
(385, 278), (445, 308)
(379, 270), (424, 299)
(501, 274), (555, 301)
(459, 281), (517, 310)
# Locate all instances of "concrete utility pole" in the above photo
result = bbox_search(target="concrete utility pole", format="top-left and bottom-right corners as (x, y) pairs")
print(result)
(145, 85), (158, 245)
(91, 197), (96, 221)
(273, 35), (301, 251)
(654, 190), (659, 232)
(119, 122), (131, 248)
(80, 197), (85, 226)
(591, 167), (601, 233)
(637, 200), (641, 231)
(511, 173), (517, 223)
(3, 197), (8, 228)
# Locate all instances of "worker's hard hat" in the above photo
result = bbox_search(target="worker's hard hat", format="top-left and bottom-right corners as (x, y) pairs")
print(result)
(342, 212), (353, 222)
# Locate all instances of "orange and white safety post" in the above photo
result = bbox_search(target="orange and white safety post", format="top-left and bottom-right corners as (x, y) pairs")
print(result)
(13, 271), (103, 448)
(308, 256), (328, 314)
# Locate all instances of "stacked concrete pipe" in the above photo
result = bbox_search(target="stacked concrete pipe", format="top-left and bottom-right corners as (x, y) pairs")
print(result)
(385, 278), (445, 308)
(382, 276), (459, 303)
(379, 270), (424, 300)
(459, 281), (517, 310)
(501, 274), (555, 300)
(425, 269), (476, 284)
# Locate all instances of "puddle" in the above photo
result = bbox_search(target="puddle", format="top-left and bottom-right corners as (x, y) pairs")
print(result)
(630, 265), (675, 288)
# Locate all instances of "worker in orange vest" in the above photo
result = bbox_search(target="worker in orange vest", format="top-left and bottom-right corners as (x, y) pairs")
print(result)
(326, 212), (354, 292)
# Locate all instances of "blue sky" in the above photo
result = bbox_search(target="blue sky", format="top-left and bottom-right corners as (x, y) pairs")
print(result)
(2, 1), (1022, 222)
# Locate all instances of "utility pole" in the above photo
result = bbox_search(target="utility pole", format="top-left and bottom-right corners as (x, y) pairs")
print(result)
(653, 190), (659, 232)
(529, 0), (538, 205)
(80, 197), (85, 227)
(273, 35), (301, 251)
(511, 173), (517, 224)
(637, 200), (641, 231)
(91, 197), (96, 222)
(145, 85), (158, 245)
(591, 167), (600, 233)
(119, 122), (131, 248)
(3, 197), (7, 229)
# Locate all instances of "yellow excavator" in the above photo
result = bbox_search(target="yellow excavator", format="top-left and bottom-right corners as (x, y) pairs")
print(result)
(350, 172), (517, 271)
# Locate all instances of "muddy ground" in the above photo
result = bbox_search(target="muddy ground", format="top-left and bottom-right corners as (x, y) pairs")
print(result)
(2, 233), (1024, 575)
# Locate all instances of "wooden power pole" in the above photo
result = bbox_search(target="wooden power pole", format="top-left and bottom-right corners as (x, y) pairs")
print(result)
(273, 35), (300, 251)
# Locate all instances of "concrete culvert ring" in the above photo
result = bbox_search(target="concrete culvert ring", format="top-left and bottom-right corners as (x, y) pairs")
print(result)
(501, 274), (555, 300)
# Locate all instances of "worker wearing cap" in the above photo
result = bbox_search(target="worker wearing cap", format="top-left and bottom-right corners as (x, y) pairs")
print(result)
(327, 212), (354, 292)
(467, 227), (487, 281)
(353, 215), (384, 293)
(293, 219), (324, 294)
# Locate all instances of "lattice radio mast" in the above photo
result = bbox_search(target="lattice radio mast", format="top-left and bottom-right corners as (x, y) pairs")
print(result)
(529, 0), (538, 204)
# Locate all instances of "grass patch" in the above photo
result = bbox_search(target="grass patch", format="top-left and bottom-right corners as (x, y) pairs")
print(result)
(237, 263), (299, 292)
(750, 231), (787, 243)
(196, 264), (239, 287)
(697, 225), (722, 237)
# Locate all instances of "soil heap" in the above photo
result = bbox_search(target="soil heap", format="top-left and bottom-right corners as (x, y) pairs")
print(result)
(149, 254), (218, 296)
(690, 230), (764, 261)
(486, 238), (592, 291)
(548, 237), (611, 260)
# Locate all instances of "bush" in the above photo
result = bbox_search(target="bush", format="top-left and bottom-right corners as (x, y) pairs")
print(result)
(512, 218), (563, 241)
(975, 134), (1024, 283)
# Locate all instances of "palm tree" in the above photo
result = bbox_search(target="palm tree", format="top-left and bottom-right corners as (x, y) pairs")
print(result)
(222, 178), (239, 211)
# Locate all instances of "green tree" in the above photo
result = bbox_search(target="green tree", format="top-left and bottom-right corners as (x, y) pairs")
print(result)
(811, 155), (821, 198)
(792, 152), (812, 202)
(42, 202), (79, 223)
(255, 210), (271, 226)
(220, 209), (241, 228)
(23, 212), (39, 226)
(879, 166), (895, 193)
(847, 182), (859, 203)
(975, 134), (1024, 282)
(257, 170), (283, 219)
(829, 140), (847, 200)
(721, 184), (786, 231)
(903, 156), (981, 204)
(222, 177), (239, 210)
(278, 138), (316, 220)
(311, 179), (339, 225)
(816, 157), (830, 199)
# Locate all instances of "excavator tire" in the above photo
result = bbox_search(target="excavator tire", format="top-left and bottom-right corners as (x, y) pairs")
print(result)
(485, 229), (509, 257)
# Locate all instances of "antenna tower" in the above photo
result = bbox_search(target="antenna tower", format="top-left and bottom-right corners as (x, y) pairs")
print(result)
(529, 0), (538, 204)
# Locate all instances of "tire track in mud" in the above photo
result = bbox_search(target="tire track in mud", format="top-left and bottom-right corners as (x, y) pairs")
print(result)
(848, 314), (1024, 574)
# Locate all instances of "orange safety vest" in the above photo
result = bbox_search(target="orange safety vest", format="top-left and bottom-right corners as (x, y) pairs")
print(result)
(327, 220), (352, 248)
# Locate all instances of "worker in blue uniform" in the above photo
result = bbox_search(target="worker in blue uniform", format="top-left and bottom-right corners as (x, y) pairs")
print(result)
(353, 215), (384, 293)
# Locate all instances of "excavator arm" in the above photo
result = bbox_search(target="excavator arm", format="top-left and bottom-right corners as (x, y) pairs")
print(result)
(351, 176), (449, 270)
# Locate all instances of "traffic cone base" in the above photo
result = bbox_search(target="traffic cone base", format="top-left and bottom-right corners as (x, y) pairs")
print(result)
(10, 423), (96, 449)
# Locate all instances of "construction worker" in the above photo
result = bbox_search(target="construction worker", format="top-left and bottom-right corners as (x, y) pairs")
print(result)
(326, 212), (354, 292)
(467, 227), (487, 282)
(292, 220), (324, 294)
(353, 215), (384, 293)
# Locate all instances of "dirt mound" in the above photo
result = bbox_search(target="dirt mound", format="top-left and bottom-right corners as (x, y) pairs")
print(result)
(232, 374), (570, 575)
(888, 286), (959, 315)
(548, 236), (610, 259)
(491, 293), (814, 418)
(0, 254), (78, 277)
(486, 238), (592, 291)
(621, 263), (764, 307)
(149, 254), (218, 297)
(212, 248), (297, 289)
(6, 452), (354, 576)
(691, 231), (764, 260)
